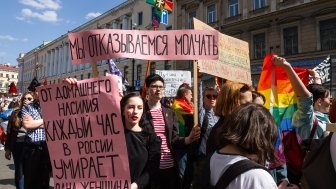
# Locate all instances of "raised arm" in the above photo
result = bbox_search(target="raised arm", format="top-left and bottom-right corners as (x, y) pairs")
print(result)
(272, 55), (311, 98)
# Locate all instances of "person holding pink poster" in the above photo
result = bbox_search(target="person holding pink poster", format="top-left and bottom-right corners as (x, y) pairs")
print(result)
(120, 92), (161, 189)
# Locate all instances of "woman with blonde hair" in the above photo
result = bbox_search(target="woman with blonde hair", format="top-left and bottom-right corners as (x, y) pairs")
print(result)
(206, 81), (253, 156)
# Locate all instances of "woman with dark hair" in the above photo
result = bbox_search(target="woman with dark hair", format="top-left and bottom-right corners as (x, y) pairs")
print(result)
(210, 103), (278, 188)
(5, 91), (37, 189)
(120, 92), (161, 189)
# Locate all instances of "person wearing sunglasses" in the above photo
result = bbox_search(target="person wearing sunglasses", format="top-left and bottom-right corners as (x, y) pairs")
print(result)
(193, 71), (220, 188)
(4, 91), (36, 189)
(21, 78), (51, 189)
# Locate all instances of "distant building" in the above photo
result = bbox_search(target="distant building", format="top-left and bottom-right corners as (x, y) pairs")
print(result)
(0, 64), (18, 94)
(17, 0), (174, 93)
(175, 0), (336, 92)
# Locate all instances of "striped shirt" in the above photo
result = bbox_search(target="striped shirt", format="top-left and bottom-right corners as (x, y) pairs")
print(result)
(21, 103), (45, 142)
(150, 108), (175, 169)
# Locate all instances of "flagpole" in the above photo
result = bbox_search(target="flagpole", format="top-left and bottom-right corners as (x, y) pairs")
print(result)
(91, 62), (99, 77)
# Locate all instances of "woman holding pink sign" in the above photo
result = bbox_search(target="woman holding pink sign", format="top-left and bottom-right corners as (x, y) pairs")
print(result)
(120, 92), (162, 189)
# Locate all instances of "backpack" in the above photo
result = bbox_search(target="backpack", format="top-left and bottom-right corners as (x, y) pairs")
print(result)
(282, 118), (318, 178)
(211, 159), (270, 189)
(193, 157), (270, 189)
(301, 133), (336, 189)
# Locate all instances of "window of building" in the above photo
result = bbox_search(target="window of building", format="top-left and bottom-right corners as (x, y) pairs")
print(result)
(124, 66), (129, 81)
(88, 73), (91, 79)
(120, 23), (123, 29)
(0, 73), (3, 77)
(188, 11), (196, 29)
(253, 0), (266, 10)
(138, 12), (143, 26)
(6, 74), (9, 78)
(207, 4), (216, 23)
(136, 65), (142, 81)
(283, 26), (298, 55)
(253, 33), (266, 59)
(320, 18), (336, 51)
(150, 62), (156, 75)
(229, 0), (239, 17)
(165, 61), (172, 70)
(12, 75), (14, 78)
(80, 74), (84, 80)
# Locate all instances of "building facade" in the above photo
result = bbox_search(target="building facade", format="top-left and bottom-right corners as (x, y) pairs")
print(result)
(17, 0), (174, 93)
(175, 0), (336, 92)
(0, 64), (18, 94)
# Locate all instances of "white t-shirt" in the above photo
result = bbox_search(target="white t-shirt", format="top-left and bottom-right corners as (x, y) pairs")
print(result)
(210, 152), (277, 189)
(330, 134), (336, 173)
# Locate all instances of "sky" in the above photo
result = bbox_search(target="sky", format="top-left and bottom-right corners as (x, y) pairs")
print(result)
(0, 0), (126, 66)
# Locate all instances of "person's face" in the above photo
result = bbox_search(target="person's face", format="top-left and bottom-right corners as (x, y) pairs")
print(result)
(23, 94), (34, 105)
(318, 93), (332, 113)
(148, 80), (164, 102)
(253, 96), (265, 106)
(184, 90), (193, 104)
(204, 90), (217, 108)
(123, 97), (143, 127)
(240, 91), (252, 105)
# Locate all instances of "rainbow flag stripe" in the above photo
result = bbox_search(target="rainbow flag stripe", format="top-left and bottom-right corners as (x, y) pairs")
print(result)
(257, 54), (309, 165)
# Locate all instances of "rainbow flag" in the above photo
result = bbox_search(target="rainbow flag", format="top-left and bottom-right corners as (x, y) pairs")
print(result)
(171, 98), (193, 137)
(257, 54), (309, 165)
(146, 0), (173, 12)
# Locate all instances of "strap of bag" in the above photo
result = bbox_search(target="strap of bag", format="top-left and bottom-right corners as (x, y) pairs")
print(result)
(215, 159), (270, 189)
(309, 117), (319, 139)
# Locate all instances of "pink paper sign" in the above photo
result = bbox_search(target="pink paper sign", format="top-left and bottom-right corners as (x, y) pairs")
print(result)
(37, 75), (130, 188)
(68, 29), (218, 63)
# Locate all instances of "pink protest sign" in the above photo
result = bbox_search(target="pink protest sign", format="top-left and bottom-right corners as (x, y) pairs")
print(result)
(68, 29), (218, 63)
(37, 75), (130, 188)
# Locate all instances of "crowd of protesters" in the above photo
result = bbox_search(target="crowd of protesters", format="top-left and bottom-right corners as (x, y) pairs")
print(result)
(1, 54), (336, 189)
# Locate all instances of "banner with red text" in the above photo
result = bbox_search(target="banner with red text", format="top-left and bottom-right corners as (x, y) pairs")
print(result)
(193, 18), (251, 85)
(38, 75), (130, 188)
(68, 29), (219, 63)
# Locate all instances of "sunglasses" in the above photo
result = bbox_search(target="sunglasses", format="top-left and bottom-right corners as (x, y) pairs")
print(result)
(206, 94), (217, 99)
(24, 97), (33, 101)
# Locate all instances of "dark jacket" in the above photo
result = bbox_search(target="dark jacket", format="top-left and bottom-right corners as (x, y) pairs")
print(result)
(206, 116), (224, 156)
(143, 102), (188, 165)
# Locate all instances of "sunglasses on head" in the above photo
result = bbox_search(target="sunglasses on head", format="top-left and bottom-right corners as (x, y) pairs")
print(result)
(206, 94), (217, 99)
(24, 97), (33, 101)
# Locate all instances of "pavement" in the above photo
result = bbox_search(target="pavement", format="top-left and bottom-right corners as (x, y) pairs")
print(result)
(0, 149), (54, 189)
(0, 149), (15, 189)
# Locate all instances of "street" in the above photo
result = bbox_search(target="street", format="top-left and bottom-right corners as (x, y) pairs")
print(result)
(0, 149), (54, 189)
(0, 149), (15, 189)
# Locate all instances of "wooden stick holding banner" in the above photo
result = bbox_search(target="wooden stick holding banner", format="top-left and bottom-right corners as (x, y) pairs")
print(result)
(327, 123), (336, 132)
(193, 60), (198, 125)
(91, 62), (99, 77)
